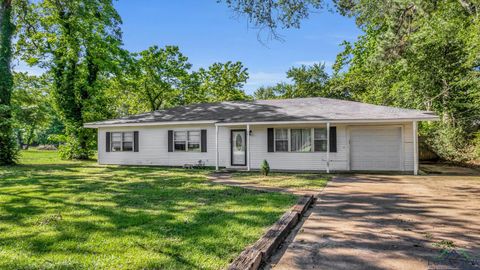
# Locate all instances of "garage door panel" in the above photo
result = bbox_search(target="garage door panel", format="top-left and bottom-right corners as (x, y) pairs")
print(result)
(350, 127), (402, 171)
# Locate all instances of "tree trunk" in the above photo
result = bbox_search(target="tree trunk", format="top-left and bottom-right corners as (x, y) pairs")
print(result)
(25, 123), (37, 149)
(0, 0), (17, 164)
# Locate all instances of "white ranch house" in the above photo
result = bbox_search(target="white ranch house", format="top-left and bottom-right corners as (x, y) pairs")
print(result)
(84, 97), (438, 175)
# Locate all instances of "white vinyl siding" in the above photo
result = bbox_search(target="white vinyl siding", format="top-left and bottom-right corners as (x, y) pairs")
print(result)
(98, 122), (414, 172)
(247, 125), (348, 171)
(98, 125), (216, 166)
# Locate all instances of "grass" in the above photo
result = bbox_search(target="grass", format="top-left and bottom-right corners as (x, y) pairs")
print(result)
(230, 171), (330, 191)
(0, 150), (297, 270)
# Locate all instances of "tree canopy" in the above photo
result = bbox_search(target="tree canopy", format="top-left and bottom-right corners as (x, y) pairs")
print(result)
(241, 0), (480, 161)
(1, 0), (478, 162)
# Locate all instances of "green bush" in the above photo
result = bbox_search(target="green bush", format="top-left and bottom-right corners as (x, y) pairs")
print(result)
(260, 160), (270, 176)
(473, 132), (480, 159)
(423, 123), (476, 162)
(58, 129), (94, 160)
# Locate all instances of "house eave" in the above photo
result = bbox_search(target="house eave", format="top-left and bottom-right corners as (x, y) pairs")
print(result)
(84, 120), (218, 128)
(84, 116), (439, 128)
(214, 117), (440, 126)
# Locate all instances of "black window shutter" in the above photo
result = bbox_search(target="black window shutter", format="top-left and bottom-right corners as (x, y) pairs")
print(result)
(168, 130), (173, 152)
(201, 129), (207, 152)
(133, 131), (139, 152)
(329, 127), (337, 152)
(267, 128), (274, 152)
(106, 132), (111, 152)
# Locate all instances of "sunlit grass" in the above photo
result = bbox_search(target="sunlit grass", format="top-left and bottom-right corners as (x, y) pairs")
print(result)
(0, 150), (296, 269)
(231, 171), (330, 191)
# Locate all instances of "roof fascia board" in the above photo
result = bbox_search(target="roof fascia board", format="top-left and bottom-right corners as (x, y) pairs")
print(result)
(84, 120), (217, 128)
(215, 118), (439, 126)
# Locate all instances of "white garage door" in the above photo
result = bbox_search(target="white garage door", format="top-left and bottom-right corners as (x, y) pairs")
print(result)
(350, 127), (402, 171)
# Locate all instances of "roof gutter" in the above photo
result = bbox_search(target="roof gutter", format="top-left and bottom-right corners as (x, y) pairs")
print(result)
(84, 117), (439, 128)
(84, 120), (218, 128)
(214, 117), (440, 126)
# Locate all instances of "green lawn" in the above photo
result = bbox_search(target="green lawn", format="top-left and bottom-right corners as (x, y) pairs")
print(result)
(0, 150), (296, 270)
(230, 172), (330, 191)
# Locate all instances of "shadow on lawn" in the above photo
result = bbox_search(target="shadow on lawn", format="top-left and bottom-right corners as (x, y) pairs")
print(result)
(0, 163), (294, 269)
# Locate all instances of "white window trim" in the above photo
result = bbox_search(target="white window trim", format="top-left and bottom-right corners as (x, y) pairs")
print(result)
(173, 130), (201, 152)
(273, 127), (329, 153)
(111, 131), (134, 152)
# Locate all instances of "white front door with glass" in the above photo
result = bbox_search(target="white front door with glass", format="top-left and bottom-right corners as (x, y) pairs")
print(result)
(231, 130), (246, 166)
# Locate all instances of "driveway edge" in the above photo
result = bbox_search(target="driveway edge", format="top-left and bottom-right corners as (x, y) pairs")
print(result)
(228, 195), (315, 270)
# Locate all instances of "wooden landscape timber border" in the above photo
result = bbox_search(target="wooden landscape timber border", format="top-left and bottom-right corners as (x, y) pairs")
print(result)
(229, 195), (315, 270)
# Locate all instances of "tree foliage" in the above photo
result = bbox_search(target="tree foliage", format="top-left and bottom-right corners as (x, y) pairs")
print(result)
(221, 0), (322, 40)
(17, 0), (124, 159)
(253, 63), (341, 99)
(11, 72), (51, 148)
(110, 46), (193, 114)
(333, 1), (480, 161)
(109, 48), (250, 115)
(0, 0), (18, 164)
(198, 61), (250, 102)
(229, 0), (480, 161)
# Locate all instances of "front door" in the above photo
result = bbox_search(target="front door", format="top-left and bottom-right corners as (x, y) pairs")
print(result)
(231, 129), (247, 166)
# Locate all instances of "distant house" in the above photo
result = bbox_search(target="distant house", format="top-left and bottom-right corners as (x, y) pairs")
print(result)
(84, 97), (438, 174)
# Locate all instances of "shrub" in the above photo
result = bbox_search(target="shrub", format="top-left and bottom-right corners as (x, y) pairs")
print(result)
(473, 132), (480, 159)
(260, 160), (270, 176)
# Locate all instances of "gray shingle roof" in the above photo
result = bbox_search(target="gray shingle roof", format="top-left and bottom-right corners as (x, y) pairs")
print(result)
(85, 97), (438, 126)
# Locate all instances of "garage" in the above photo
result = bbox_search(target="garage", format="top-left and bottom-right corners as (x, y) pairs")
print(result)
(350, 126), (403, 171)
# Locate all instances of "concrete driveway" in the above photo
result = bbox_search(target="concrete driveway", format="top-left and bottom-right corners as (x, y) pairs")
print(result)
(270, 173), (480, 270)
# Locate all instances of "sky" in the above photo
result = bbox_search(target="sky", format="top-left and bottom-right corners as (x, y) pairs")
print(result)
(15, 0), (362, 95)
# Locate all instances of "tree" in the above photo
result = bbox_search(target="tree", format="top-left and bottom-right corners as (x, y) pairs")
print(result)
(198, 61), (250, 102)
(285, 63), (330, 98)
(223, 0), (480, 161)
(253, 63), (344, 100)
(253, 85), (279, 100)
(253, 83), (292, 100)
(221, 0), (323, 40)
(17, 0), (124, 159)
(0, 0), (17, 164)
(136, 45), (192, 111)
(108, 45), (195, 114)
(333, 1), (480, 160)
(12, 72), (51, 148)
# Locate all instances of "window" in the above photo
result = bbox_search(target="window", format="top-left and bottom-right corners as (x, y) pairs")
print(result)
(111, 132), (122, 152)
(314, 128), (327, 152)
(188, 131), (200, 152)
(174, 130), (201, 152)
(111, 132), (133, 152)
(174, 131), (187, 151)
(275, 129), (288, 152)
(123, 132), (134, 151)
(291, 129), (312, 152)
